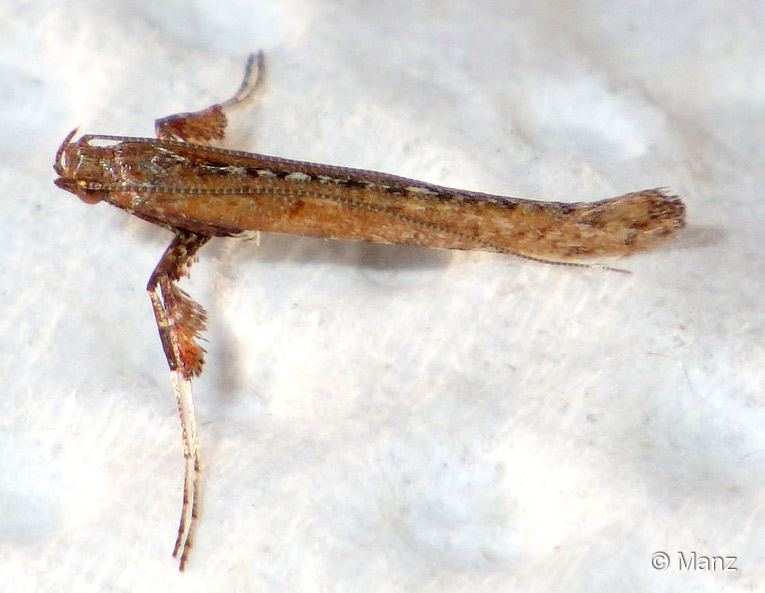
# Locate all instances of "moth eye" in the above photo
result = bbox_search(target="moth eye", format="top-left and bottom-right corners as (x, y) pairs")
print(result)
(77, 190), (105, 205)
(76, 181), (106, 204)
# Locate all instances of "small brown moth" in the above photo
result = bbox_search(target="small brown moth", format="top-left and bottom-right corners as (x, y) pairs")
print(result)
(53, 51), (686, 570)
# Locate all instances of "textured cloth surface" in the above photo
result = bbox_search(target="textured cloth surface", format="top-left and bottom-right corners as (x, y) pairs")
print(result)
(2, 1), (763, 591)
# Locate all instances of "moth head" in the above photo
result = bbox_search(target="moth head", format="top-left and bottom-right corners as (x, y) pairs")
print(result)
(53, 129), (109, 205)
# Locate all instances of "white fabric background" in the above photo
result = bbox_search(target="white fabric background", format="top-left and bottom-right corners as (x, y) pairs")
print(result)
(2, 1), (763, 591)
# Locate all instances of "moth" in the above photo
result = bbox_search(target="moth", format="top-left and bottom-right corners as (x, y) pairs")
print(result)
(53, 51), (686, 569)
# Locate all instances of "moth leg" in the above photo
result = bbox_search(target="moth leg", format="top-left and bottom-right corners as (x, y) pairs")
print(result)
(155, 50), (266, 145)
(147, 230), (211, 571)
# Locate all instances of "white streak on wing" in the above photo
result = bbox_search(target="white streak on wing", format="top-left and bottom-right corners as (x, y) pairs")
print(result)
(405, 186), (438, 195)
(285, 172), (311, 182)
